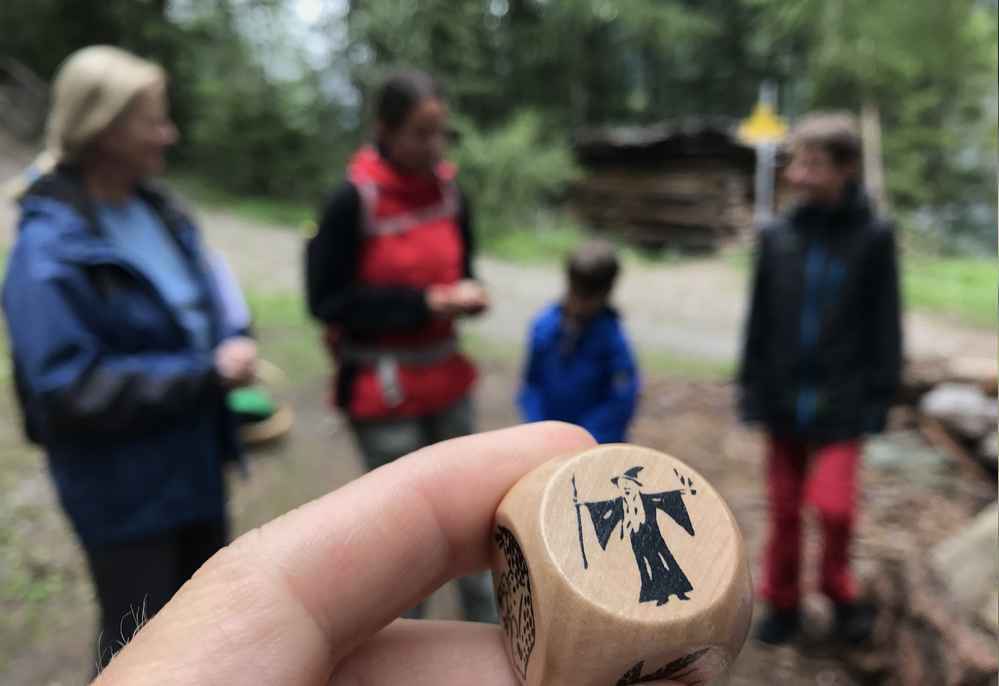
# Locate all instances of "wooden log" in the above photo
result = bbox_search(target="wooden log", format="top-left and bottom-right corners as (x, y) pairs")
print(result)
(919, 417), (992, 478)
(857, 556), (998, 686)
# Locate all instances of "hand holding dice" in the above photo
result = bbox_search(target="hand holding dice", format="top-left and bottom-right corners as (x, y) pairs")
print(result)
(492, 444), (753, 686)
(88, 426), (748, 686)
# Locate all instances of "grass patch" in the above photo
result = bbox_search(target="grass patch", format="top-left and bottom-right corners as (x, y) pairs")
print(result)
(170, 174), (315, 231)
(638, 349), (735, 381)
(244, 291), (327, 385)
(481, 212), (671, 265)
(482, 215), (588, 263)
(465, 330), (734, 382)
(903, 256), (997, 329)
(462, 331), (522, 366)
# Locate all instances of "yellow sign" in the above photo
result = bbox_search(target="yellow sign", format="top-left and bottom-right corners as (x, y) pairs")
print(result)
(737, 102), (787, 145)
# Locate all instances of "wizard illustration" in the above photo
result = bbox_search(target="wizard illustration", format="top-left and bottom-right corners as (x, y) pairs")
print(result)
(574, 466), (696, 605)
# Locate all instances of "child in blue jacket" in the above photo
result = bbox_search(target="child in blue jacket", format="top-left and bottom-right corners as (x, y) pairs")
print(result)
(518, 240), (640, 443)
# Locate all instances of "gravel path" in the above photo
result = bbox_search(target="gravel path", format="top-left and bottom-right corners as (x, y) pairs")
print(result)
(192, 207), (996, 364)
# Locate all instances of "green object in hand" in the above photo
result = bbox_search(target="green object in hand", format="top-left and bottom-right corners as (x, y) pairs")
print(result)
(227, 387), (276, 419)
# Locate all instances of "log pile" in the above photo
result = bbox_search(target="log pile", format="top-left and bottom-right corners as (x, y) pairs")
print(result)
(571, 121), (757, 252)
(572, 164), (754, 251)
(844, 356), (998, 685)
(858, 547), (997, 686)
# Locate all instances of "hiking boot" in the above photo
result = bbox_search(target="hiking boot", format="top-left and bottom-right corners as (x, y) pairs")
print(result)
(755, 607), (801, 645)
(833, 601), (875, 645)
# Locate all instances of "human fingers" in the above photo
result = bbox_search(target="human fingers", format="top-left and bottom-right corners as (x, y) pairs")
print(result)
(331, 620), (519, 686)
(95, 422), (595, 685)
(332, 620), (682, 686)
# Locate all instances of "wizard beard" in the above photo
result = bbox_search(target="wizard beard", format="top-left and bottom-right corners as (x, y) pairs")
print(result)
(622, 489), (644, 535)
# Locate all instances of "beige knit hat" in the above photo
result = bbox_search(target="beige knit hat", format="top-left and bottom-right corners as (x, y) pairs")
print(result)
(7, 45), (164, 199)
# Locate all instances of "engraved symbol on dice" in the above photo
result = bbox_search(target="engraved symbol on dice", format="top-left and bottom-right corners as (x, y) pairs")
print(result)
(574, 465), (697, 606)
(617, 648), (711, 684)
(494, 526), (536, 679)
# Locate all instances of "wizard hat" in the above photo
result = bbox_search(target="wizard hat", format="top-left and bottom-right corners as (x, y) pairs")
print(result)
(611, 466), (644, 487)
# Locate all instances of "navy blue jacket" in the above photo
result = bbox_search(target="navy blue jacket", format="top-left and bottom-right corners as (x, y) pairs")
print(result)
(518, 303), (640, 443)
(738, 184), (903, 442)
(2, 169), (242, 548)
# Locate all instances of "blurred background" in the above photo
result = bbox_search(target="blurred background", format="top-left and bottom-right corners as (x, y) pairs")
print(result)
(0, 1), (997, 684)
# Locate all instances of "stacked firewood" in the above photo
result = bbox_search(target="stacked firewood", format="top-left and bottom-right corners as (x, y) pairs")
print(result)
(571, 164), (753, 251)
(844, 356), (998, 685)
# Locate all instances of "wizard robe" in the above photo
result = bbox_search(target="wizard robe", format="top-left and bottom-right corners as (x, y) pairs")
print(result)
(584, 490), (695, 605)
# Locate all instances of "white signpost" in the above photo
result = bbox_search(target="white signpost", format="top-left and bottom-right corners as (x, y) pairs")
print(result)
(738, 82), (788, 227)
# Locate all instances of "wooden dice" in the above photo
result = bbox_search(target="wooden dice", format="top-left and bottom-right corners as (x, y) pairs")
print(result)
(491, 444), (752, 686)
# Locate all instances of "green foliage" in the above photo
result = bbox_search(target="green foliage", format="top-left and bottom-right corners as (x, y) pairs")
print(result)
(170, 174), (313, 229)
(0, 0), (181, 84)
(4, 0), (996, 254)
(2, 0), (353, 204)
(482, 214), (589, 262)
(171, 5), (353, 202)
(345, 0), (770, 127)
(346, 0), (501, 123)
(756, 0), (999, 253)
(182, 73), (328, 199)
(452, 110), (581, 243)
(345, 0), (997, 253)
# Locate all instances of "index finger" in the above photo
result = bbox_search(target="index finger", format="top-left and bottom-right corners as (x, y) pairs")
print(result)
(96, 422), (594, 685)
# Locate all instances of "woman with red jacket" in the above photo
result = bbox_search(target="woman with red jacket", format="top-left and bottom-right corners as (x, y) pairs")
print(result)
(305, 70), (493, 621)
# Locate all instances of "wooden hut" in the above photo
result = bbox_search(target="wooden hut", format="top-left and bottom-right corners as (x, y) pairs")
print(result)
(572, 119), (763, 252)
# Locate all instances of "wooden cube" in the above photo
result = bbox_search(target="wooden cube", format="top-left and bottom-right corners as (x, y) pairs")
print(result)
(491, 444), (752, 685)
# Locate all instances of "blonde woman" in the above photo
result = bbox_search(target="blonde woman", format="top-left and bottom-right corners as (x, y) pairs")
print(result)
(1, 46), (256, 670)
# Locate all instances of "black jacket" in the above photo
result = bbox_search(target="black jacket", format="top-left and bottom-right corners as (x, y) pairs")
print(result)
(738, 184), (903, 442)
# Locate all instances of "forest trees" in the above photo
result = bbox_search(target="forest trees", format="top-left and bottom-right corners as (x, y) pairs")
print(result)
(2, 0), (996, 250)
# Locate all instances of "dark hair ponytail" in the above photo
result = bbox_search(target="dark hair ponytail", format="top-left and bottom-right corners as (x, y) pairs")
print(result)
(375, 70), (444, 131)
